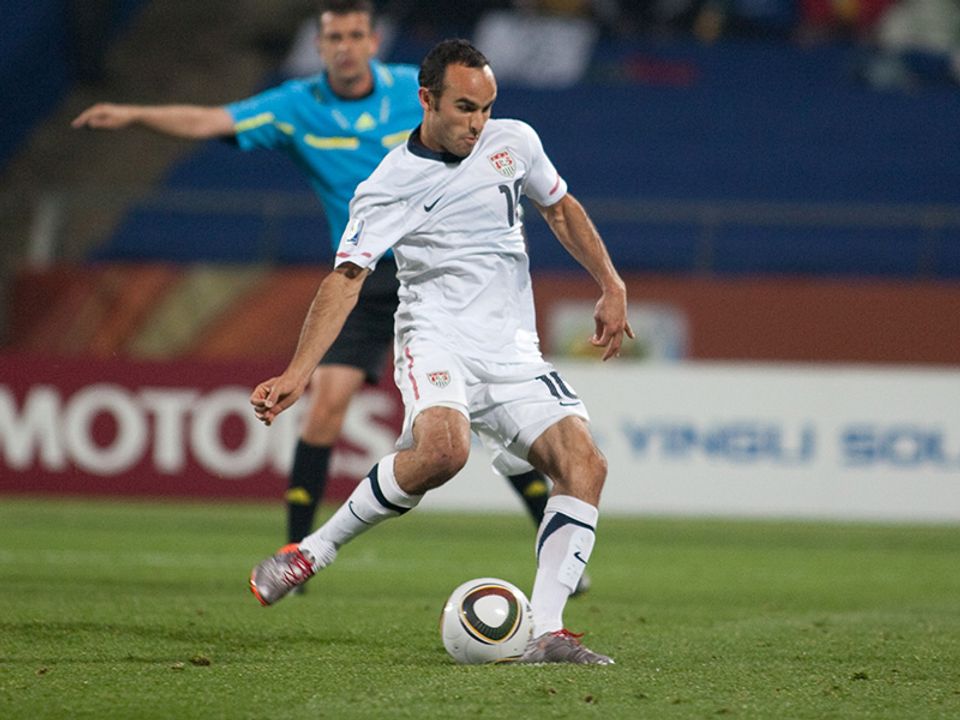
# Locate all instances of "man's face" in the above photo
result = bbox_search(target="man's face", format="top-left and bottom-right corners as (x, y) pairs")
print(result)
(316, 11), (378, 86)
(420, 64), (497, 158)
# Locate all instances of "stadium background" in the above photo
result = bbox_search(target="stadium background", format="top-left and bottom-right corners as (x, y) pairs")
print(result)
(1, 0), (959, 520)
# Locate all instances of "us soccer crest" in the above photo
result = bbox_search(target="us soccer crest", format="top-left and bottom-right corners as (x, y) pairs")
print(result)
(489, 150), (516, 178)
(427, 370), (450, 388)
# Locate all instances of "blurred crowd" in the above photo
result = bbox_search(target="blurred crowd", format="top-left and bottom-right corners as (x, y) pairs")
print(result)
(64, 0), (960, 91)
(377, 0), (960, 87)
(377, 0), (953, 43)
(390, 0), (960, 72)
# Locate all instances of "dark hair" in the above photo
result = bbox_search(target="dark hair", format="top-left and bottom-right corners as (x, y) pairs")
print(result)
(317, 0), (374, 17)
(418, 39), (489, 99)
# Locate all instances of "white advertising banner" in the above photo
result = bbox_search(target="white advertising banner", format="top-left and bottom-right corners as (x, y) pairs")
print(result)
(423, 362), (960, 522)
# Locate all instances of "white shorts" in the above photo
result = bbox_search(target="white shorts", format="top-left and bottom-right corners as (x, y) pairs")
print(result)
(394, 342), (590, 471)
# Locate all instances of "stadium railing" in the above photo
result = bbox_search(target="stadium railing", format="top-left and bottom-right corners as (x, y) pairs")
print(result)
(14, 187), (960, 279)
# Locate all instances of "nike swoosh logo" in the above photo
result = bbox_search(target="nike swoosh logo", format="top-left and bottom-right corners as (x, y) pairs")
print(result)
(559, 401), (581, 407)
(423, 196), (443, 212)
(573, 551), (588, 564)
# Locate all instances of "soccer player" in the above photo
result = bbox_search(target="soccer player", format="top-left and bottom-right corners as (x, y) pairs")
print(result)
(70, 0), (560, 568)
(249, 39), (633, 664)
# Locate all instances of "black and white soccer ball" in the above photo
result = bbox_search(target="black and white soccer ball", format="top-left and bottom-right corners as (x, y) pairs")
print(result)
(440, 577), (534, 664)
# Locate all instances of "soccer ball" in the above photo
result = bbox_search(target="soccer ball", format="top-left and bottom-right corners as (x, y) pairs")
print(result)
(440, 577), (534, 664)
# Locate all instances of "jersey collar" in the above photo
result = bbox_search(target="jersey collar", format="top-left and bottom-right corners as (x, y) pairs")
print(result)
(407, 126), (463, 164)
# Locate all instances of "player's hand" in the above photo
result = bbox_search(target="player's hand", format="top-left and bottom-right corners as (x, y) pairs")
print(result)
(250, 374), (306, 426)
(590, 288), (634, 361)
(71, 103), (137, 130)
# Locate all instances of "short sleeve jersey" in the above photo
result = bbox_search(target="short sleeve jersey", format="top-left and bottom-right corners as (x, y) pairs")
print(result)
(226, 60), (422, 245)
(335, 118), (568, 364)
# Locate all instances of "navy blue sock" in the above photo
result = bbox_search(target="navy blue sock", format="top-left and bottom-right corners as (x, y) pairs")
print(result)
(507, 470), (550, 525)
(286, 442), (332, 543)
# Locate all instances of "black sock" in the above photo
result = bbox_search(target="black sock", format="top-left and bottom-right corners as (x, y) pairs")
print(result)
(507, 470), (550, 526)
(286, 442), (332, 543)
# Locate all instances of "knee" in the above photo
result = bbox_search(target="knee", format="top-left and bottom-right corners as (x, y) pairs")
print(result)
(403, 407), (472, 493)
(418, 438), (470, 489)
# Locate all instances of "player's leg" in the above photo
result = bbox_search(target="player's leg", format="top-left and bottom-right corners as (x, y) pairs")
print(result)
(522, 415), (612, 664)
(305, 405), (470, 553)
(527, 415), (605, 622)
(251, 343), (470, 606)
(480, 365), (610, 663)
(250, 406), (470, 606)
(286, 364), (365, 544)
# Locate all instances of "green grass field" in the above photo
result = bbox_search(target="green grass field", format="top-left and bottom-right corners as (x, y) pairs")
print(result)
(1, 497), (958, 719)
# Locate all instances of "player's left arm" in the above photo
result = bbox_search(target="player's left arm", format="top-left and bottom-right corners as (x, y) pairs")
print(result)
(535, 193), (634, 360)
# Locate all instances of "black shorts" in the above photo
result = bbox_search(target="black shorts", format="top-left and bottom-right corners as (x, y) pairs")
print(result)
(320, 257), (399, 384)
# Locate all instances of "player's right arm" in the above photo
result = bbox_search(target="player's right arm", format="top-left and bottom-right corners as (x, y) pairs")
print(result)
(251, 263), (369, 426)
(71, 103), (235, 139)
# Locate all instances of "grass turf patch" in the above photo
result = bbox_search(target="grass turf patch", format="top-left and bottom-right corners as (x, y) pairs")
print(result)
(1, 497), (958, 719)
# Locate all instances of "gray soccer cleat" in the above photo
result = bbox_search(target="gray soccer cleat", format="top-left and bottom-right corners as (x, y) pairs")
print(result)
(519, 629), (615, 665)
(250, 543), (316, 606)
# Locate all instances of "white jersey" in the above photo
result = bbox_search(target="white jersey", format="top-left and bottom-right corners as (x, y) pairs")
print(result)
(335, 118), (568, 365)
